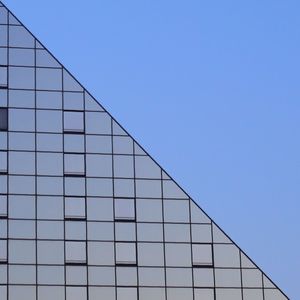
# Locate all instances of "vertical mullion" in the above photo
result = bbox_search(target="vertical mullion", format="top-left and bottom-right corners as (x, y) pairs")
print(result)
(34, 37), (38, 300)
(111, 118), (117, 300)
(83, 92), (89, 300)
(62, 69), (66, 300)
(5, 10), (9, 300)
(211, 225), (216, 300)
(240, 250), (244, 300)
(133, 140), (139, 299)
(161, 169), (168, 300)
(189, 199), (195, 300)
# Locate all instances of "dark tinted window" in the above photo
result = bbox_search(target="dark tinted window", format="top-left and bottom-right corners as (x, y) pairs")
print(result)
(0, 108), (8, 131)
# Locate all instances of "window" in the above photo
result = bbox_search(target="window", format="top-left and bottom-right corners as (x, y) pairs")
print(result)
(0, 239), (7, 263)
(115, 242), (136, 265)
(192, 244), (213, 267)
(65, 241), (86, 264)
(65, 197), (86, 220)
(117, 288), (138, 300)
(0, 151), (7, 174)
(0, 108), (7, 131)
(0, 66), (7, 88)
(66, 287), (87, 300)
(114, 198), (135, 221)
(64, 153), (85, 176)
(0, 195), (7, 218)
(64, 111), (84, 133)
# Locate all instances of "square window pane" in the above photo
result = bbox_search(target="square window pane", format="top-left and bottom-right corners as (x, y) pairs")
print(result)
(9, 151), (35, 175)
(66, 266), (87, 285)
(193, 268), (215, 288)
(0, 108), (7, 131)
(9, 66), (34, 89)
(192, 224), (212, 243)
(0, 66), (7, 87)
(65, 177), (86, 196)
(192, 244), (213, 267)
(36, 110), (62, 133)
(9, 108), (35, 132)
(64, 153), (85, 176)
(0, 132), (7, 149)
(64, 92), (84, 110)
(64, 111), (84, 133)
(65, 221), (86, 240)
(138, 243), (164, 267)
(65, 197), (86, 219)
(0, 151), (7, 173)
(136, 198), (162, 222)
(36, 67), (62, 90)
(0, 195), (7, 217)
(9, 286), (36, 300)
(116, 242), (136, 265)
(9, 195), (35, 219)
(115, 222), (136, 242)
(66, 287), (87, 300)
(165, 243), (191, 267)
(0, 240), (7, 262)
(37, 221), (64, 240)
(65, 241), (86, 264)
(87, 198), (113, 221)
(86, 154), (112, 177)
(37, 152), (63, 176)
(37, 266), (64, 285)
(113, 155), (134, 178)
(37, 196), (63, 220)
(64, 134), (85, 153)
(86, 135), (112, 154)
(194, 288), (215, 300)
(117, 287), (137, 300)
(9, 132), (35, 150)
(87, 222), (114, 241)
(9, 90), (35, 108)
(9, 48), (35, 66)
(116, 266), (137, 286)
(37, 241), (64, 264)
(85, 112), (111, 134)
(37, 133), (63, 152)
(88, 242), (114, 266)
(9, 26), (34, 48)
(38, 286), (65, 300)
(0, 220), (7, 238)
(9, 220), (35, 239)
(36, 91), (62, 109)
(0, 90), (7, 107)
(114, 198), (135, 221)
(163, 200), (190, 223)
(9, 240), (35, 264)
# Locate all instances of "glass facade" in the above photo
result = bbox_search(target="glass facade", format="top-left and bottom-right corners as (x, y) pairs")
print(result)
(0, 2), (288, 300)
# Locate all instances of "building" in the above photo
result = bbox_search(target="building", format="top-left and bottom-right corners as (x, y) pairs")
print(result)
(0, 2), (288, 300)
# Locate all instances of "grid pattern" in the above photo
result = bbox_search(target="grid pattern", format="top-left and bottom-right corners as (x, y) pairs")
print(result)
(0, 2), (289, 300)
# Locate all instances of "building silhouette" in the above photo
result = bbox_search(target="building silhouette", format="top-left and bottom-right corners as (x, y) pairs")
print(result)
(0, 2), (288, 300)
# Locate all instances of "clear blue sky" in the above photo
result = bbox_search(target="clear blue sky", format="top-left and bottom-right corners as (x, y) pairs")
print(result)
(4, 0), (300, 298)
